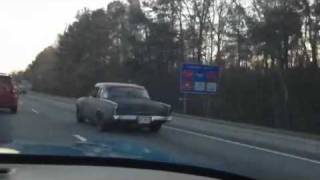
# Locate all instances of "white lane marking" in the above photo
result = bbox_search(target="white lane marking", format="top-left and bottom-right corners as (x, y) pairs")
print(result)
(73, 134), (87, 142)
(31, 108), (39, 114)
(164, 125), (320, 165)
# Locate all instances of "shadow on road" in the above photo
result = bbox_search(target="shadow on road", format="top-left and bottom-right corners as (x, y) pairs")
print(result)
(106, 127), (156, 135)
(0, 108), (13, 114)
(77, 120), (157, 136)
(111, 127), (153, 134)
(79, 122), (158, 136)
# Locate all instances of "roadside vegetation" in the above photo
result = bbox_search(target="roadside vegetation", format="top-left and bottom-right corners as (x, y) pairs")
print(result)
(16, 0), (320, 134)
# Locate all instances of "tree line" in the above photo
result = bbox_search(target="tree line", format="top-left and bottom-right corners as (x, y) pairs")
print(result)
(22, 0), (320, 134)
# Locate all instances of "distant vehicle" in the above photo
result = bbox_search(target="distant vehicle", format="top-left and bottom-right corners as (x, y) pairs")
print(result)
(76, 82), (172, 132)
(17, 80), (32, 94)
(17, 84), (27, 94)
(0, 73), (18, 113)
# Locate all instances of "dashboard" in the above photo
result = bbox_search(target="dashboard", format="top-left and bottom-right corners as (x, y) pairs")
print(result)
(0, 164), (218, 180)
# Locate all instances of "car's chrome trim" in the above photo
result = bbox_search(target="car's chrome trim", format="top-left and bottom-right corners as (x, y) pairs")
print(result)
(113, 115), (137, 120)
(152, 116), (172, 121)
(113, 115), (172, 121)
(100, 99), (118, 106)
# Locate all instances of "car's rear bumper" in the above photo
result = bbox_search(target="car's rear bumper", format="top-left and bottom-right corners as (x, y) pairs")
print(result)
(0, 97), (18, 108)
(113, 115), (172, 124)
(0, 103), (17, 109)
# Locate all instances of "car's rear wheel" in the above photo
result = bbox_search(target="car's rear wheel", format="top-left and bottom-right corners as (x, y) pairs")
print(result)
(76, 107), (84, 123)
(10, 107), (17, 114)
(149, 124), (162, 132)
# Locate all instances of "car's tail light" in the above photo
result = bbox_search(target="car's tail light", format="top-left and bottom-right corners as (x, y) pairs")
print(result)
(9, 86), (16, 94)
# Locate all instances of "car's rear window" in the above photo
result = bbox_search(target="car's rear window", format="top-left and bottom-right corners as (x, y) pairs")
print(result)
(0, 76), (12, 87)
(109, 87), (150, 99)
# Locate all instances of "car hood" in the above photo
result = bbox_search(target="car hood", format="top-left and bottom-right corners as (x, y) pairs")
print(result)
(0, 139), (176, 163)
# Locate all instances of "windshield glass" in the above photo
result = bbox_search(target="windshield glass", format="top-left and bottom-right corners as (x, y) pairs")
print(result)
(1, 0), (320, 179)
(109, 87), (150, 99)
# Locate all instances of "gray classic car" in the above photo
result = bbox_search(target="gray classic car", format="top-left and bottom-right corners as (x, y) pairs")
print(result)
(76, 82), (172, 132)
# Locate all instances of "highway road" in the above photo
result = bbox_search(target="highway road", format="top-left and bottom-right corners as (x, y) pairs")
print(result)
(0, 93), (320, 179)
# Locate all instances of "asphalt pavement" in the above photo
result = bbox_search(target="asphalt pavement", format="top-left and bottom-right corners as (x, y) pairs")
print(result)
(0, 93), (319, 179)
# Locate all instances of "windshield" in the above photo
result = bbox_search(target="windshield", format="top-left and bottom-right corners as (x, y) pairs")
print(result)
(1, 0), (320, 179)
(109, 87), (150, 99)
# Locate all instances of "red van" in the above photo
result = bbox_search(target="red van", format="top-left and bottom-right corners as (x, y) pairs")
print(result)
(0, 74), (18, 113)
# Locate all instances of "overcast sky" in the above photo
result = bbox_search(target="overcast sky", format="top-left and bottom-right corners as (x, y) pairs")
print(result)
(0, 0), (252, 74)
(0, 0), (110, 73)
